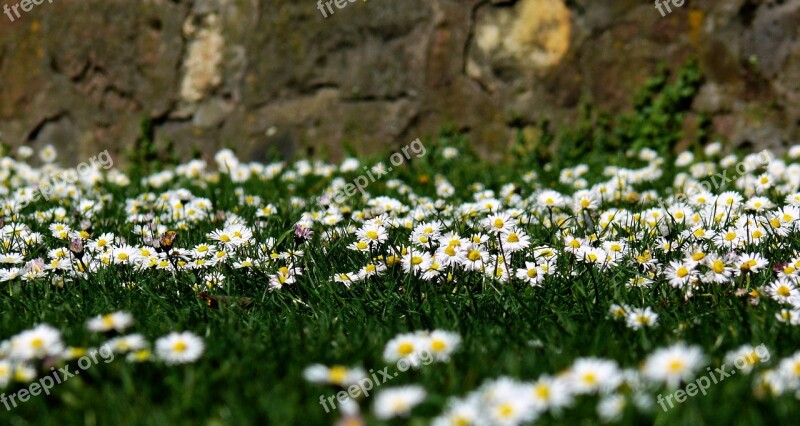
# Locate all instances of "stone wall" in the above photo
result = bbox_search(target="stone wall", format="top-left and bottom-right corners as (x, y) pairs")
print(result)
(0, 0), (798, 165)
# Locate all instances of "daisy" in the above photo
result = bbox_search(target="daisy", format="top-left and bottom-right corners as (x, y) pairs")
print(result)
(208, 227), (236, 247)
(421, 260), (445, 281)
(766, 279), (798, 304)
(702, 254), (738, 284)
(602, 240), (628, 260)
(745, 196), (775, 212)
(664, 260), (698, 289)
(411, 222), (442, 245)
(435, 244), (467, 267)
(485, 259), (510, 282)
(87, 233), (115, 252)
(609, 303), (629, 320)
(537, 190), (565, 209)
(573, 190), (600, 211)
(111, 245), (139, 265)
(425, 330), (461, 362)
(303, 364), (367, 387)
(626, 276), (653, 288)
(499, 228), (530, 253)
(334, 272), (358, 288)
(155, 331), (204, 365)
(712, 227), (742, 249)
(13, 363), (37, 382)
(480, 378), (538, 425)
(515, 262), (546, 287)
(566, 358), (623, 395)
(9, 324), (64, 361)
(725, 344), (770, 374)
(373, 386), (426, 420)
(533, 246), (559, 264)
(39, 144), (57, 163)
(233, 258), (256, 269)
(358, 262), (387, 280)
(485, 392), (537, 425)
(256, 204), (278, 217)
(48, 222), (72, 239)
(87, 311), (134, 333)
(596, 394), (627, 424)
(716, 191), (743, 209)
(106, 334), (149, 354)
(528, 375), (573, 412)
(775, 308), (800, 325)
(0, 252), (24, 264)
(432, 398), (480, 426)
(348, 240), (371, 252)
(0, 360), (11, 388)
(383, 333), (425, 367)
(577, 247), (613, 268)
(355, 224), (388, 245)
(641, 342), (705, 388)
(625, 307), (659, 330)
(736, 252), (768, 273)
(462, 244), (489, 272)
(484, 213), (513, 234)
(777, 351), (800, 389)
(192, 243), (217, 258)
(401, 251), (433, 275)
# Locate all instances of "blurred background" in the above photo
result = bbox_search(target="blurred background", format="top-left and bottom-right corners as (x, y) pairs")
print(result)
(0, 0), (798, 166)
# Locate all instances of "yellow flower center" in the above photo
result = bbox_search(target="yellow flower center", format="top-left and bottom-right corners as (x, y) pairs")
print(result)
(431, 340), (446, 352)
(534, 384), (550, 399)
(668, 360), (685, 373)
(328, 366), (348, 384)
(497, 403), (514, 418)
(172, 341), (187, 353)
(398, 342), (414, 356)
(102, 315), (115, 327)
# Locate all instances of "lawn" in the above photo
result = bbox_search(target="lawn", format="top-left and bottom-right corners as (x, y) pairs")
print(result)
(1, 138), (800, 425)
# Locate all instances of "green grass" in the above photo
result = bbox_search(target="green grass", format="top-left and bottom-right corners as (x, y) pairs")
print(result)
(1, 138), (799, 426)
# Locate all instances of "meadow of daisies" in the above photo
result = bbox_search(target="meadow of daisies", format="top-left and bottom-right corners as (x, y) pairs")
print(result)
(2, 140), (800, 425)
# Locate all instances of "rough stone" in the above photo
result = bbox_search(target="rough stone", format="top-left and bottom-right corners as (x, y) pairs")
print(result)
(0, 0), (797, 165)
